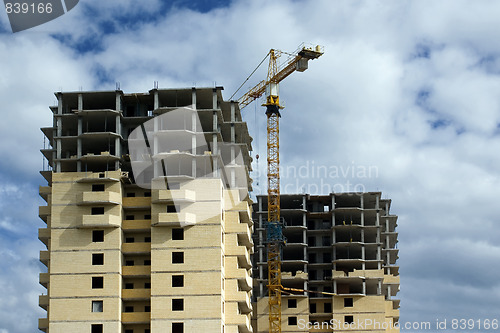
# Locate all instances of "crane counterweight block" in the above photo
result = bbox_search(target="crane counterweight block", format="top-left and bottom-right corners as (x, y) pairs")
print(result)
(265, 104), (281, 117)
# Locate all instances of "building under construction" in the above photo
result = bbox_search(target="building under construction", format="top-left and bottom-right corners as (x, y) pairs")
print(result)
(38, 87), (254, 333)
(252, 193), (400, 333)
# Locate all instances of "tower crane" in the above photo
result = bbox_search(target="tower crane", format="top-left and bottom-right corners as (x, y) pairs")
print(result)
(234, 43), (324, 333)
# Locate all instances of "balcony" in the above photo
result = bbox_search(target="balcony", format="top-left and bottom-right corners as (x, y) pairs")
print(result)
(122, 219), (150, 231)
(152, 189), (196, 203)
(226, 313), (252, 333)
(38, 318), (48, 332)
(39, 273), (49, 288)
(122, 288), (151, 300)
(385, 301), (400, 318)
(152, 212), (196, 227)
(78, 191), (121, 205)
(39, 206), (50, 222)
(225, 222), (253, 248)
(39, 295), (48, 310)
(38, 228), (50, 247)
(39, 251), (49, 267)
(122, 242), (151, 254)
(122, 197), (151, 209)
(225, 258), (252, 291)
(122, 266), (151, 277)
(225, 245), (251, 269)
(122, 312), (150, 324)
(384, 274), (400, 285)
(80, 214), (121, 228)
(226, 289), (252, 314)
(39, 186), (50, 202)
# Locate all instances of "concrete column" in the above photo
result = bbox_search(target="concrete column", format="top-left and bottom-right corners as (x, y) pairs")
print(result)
(191, 88), (196, 109)
(378, 280), (382, 295)
(303, 228), (307, 261)
(212, 110), (218, 177)
(78, 93), (83, 110)
(230, 101), (235, 122)
(192, 111), (197, 177)
(387, 285), (392, 300)
(116, 115), (121, 136)
(362, 280), (366, 295)
(115, 137), (120, 170)
(376, 194), (380, 210)
(56, 118), (62, 137)
(57, 93), (63, 115)
(154, 90), (159, 110)
(77, 117), (82, 172)
(115, 91), (121, 111)
(56, 139), (61, 172)
(212, 88), (218, 109)
(361, 211), (365, 226)
(360, 194), (364, 209)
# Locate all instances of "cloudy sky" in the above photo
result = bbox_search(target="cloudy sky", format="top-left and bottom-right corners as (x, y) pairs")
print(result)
(1, 0), (500, 332)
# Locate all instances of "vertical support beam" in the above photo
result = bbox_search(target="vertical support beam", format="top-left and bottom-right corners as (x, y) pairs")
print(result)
(212, 110), (218, 178)
(212, 88), (218, 110)
(115, 91), (121, 111)
(153, 116), (159, 179)
(191, 87), (196, 109)
(77, 117), (82, 172)
(192, 110), (197, 177)
(56, 112), (62, 172)
(115, 137), (120, 170)
(154, 89), (159, 110)
(78, 93), (83, 111)
(57, 93), (63, 115)
(115, 113), (121, 170)
(230, 102), (236, 188)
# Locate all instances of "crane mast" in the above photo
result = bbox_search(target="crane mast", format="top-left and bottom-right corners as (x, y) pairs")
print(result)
(236, 44), (323, 333)
(264, 49), (284, 333)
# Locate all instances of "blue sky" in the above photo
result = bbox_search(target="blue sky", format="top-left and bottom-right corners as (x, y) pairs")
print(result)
(1, 0), (500, 332)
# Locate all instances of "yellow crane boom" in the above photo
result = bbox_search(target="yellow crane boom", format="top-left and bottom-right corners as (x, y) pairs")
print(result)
(235, 43), (323, 333)
(238, 44), (324, 110)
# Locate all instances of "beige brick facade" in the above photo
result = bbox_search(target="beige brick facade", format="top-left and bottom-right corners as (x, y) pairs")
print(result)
(39, 87), (253, 333)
